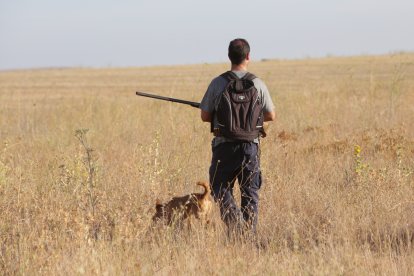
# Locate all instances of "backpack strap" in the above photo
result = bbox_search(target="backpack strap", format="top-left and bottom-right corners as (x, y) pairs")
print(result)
(220, 71), (238, 81)
(242, 72), (257, 81)
(221, 71), (257, 81)
(224, 71), (257, 91)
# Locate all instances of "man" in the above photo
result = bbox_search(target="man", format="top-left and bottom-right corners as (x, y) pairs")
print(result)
(200, 38), (275, 237)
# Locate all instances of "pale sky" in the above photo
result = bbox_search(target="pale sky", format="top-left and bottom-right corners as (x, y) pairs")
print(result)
(0, 0), (413, 70)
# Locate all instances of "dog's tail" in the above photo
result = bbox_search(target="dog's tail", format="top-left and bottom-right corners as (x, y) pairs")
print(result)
(196, 181), (210, 200)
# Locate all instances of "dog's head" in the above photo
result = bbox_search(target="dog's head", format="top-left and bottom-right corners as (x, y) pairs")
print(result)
(152, 199), (164, 222)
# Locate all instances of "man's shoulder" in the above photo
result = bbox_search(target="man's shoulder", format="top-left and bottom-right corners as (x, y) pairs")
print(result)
(209, 71), (267, 89)
(252, 78), (267, 93)
(250, 74), (265, 84)
(211, 74), (227, 84)
(242, 71), (266, 86)
(208, 74), (228, 91)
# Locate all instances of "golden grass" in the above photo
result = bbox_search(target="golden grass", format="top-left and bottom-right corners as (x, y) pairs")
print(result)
(1, 53), (414, 274)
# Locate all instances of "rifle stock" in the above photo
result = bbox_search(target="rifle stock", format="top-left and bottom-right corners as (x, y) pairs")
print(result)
(135, 91), (200, 108)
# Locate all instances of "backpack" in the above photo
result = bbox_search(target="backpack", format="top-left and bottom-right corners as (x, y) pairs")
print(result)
(214, 71), (264, 141)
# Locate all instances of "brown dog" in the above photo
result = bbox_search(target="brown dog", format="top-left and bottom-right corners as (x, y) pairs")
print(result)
(152, 181), (212, 226)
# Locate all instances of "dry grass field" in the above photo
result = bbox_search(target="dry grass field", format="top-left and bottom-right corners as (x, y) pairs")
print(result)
(1, 53), (414, 275)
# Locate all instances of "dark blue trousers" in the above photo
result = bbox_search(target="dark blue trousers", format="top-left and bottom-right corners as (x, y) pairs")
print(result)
(209, 141), (262, 234)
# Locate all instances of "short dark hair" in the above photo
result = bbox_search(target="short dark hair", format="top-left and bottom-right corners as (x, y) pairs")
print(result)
(228, 38), (250, 65)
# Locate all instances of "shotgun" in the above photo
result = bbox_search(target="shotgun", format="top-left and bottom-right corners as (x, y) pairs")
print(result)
(136, 91), (266, 137)
(135, 91), (200, 108)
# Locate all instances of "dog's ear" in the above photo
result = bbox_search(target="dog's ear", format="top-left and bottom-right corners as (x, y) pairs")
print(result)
(155, 199), (163, 211)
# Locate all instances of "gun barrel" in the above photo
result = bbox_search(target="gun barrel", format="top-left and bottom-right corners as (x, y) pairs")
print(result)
(135, 91), (200, 108)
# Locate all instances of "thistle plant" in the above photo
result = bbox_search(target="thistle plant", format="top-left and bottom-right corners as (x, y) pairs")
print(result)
(354, 145), (368, 176)
(0, 141), (10, 187)
(75, 129), (98, 217)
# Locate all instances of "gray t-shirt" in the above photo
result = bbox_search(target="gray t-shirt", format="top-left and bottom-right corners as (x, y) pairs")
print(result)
(200, 70), (275, 146)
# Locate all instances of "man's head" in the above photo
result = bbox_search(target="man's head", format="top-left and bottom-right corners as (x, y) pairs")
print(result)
(228, 38), (250, 65)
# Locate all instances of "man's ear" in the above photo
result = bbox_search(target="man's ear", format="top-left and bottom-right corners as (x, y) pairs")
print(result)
(246, 52), (250, 61)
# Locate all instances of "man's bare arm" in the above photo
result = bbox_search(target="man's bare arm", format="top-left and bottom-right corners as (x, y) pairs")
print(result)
(264, 111), (276, 122)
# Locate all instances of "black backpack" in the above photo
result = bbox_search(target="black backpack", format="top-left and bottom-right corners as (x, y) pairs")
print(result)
(214, 71), (264, 141)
